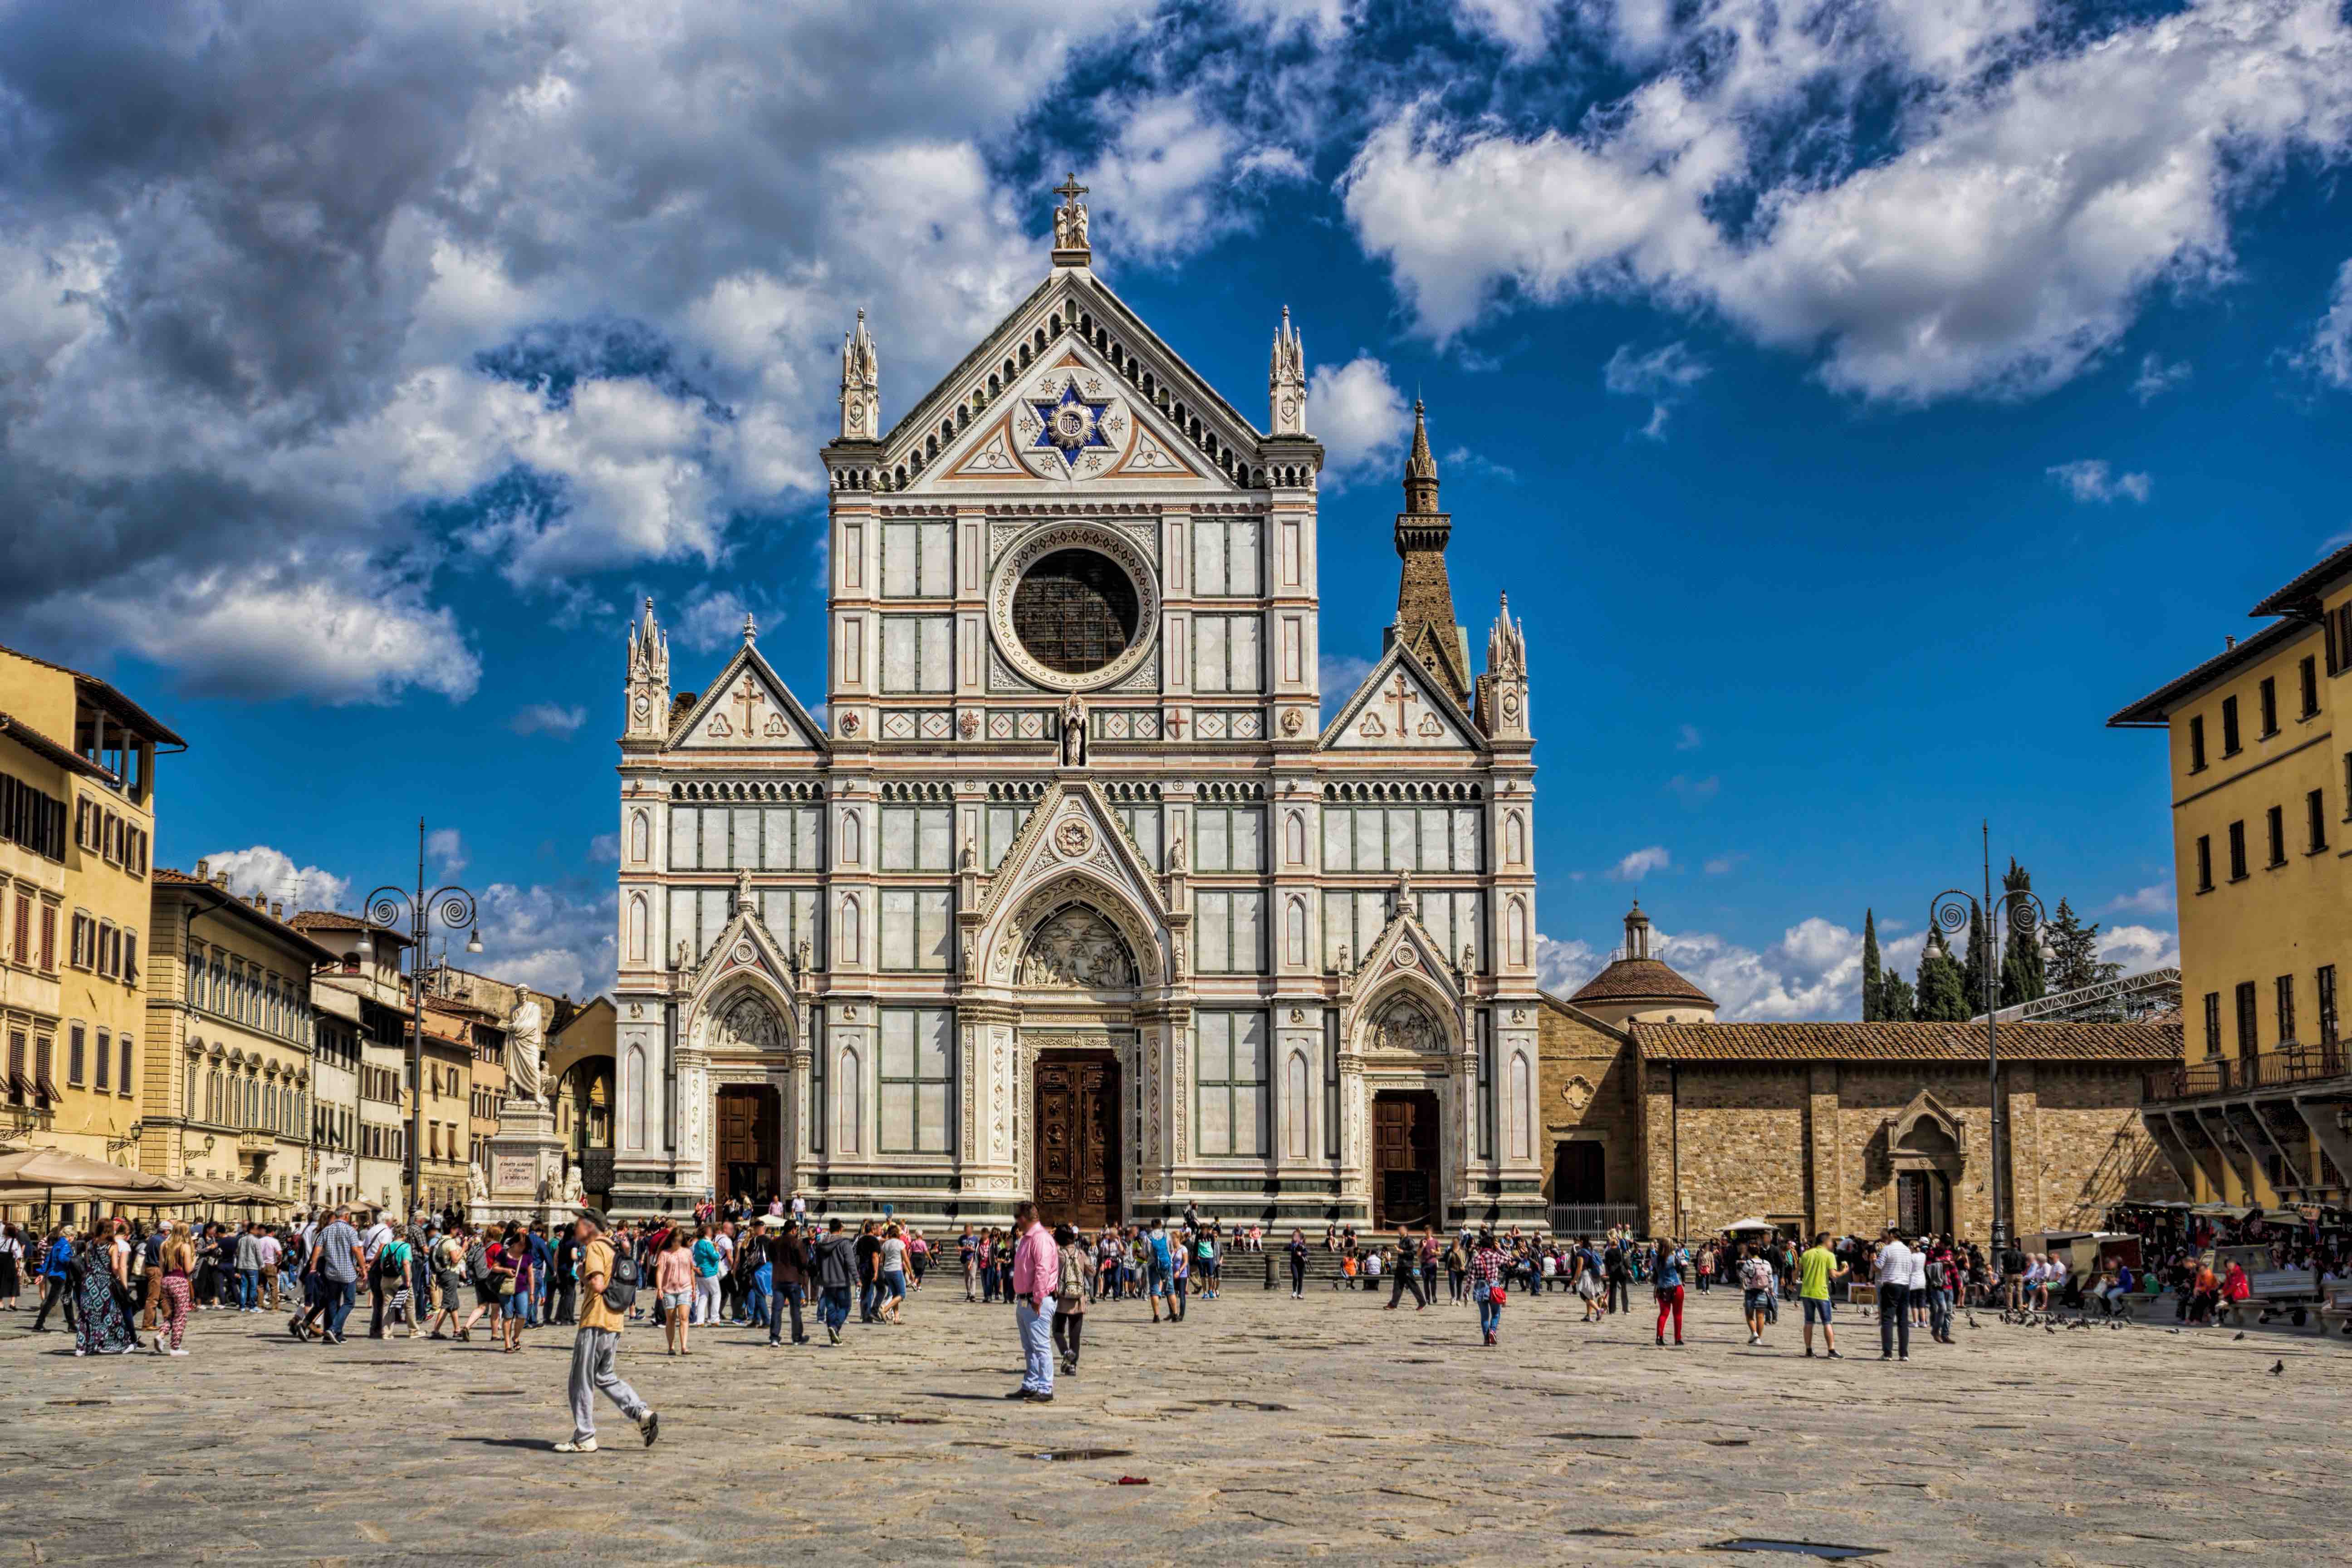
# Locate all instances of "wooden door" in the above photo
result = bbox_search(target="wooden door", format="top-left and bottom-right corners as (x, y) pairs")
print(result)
(717, 1086), (776, 1203)
(1372, 1092), (1439, 1229)
(1034, 1053), (1121, 1230)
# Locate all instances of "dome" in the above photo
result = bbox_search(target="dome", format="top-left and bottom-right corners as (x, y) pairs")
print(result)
(1568, 956), (1717, 1009)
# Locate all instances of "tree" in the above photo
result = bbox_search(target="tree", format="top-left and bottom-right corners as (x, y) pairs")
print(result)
(1877, 968), (1916, 1022)
(1861, 909), (1882, 1022)
(1916, 926), (1970, 1022)
(2043, 898), (2122, 993)
(1998, 858), (2047, 1009)
(1960, 903), (1989, 1017)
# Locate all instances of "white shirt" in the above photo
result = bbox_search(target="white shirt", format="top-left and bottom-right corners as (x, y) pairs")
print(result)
(360, 1220), (392, 1258)
(1873, 1240), (1915, 1288)
(1904, 1248), (1928, 1290)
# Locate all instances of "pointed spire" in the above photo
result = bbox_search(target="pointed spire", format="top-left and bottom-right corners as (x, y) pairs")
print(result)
(1269, 305), (1306, 435)
(1403, 398), (1440, 513)
(1485, 590), (1526, 679)
(839, 308), (879, 440)
(1390, 398), (1467, 706)
(742, 610), (758, 645)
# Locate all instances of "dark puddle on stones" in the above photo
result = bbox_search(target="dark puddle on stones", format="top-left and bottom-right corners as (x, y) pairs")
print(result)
(1188, 1400), (1290, 1412)
(1710, 1542), (1885, 1560)
(815, 1412), (946, 1425)
(461, 1390), (528, 1397)
(1705, 1439), (1752, 1447)
(1548, 1432), (1642, 1441)
(1570, 1528), (1637, 1538)
(1031, 1448), (1132, 1461)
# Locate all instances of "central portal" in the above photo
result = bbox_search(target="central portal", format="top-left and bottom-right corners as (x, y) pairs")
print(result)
(1372, 1089), (1441, 1230)
(716, 1084), (780, 1205)
(1032, 1050), (1122, 1230)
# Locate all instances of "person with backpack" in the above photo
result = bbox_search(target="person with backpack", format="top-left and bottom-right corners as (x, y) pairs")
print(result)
(456, 1225), (501, 1341)
(1050, 1224), (1091, 1376)
(1196, 1227), (1219, 1301)
(373, 1229), (416, 1337)
(424, 1226), (469, 1340)
(556, 1207), (658, 1455)
(812, 1217), (858, 1344)
(1145, 1218), (1175, 1324)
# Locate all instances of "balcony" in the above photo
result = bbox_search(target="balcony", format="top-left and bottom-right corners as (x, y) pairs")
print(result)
(236, 1131), (274, 1155)
(2144, 1041), (2347, 1103)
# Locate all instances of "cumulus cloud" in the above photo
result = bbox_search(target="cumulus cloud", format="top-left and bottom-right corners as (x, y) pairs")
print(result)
(1609, 845), (1672, 881)
(468, 879), (616, 1000)
(509, 702), (586, 737)
(1453, 0), (1563, 61)
(673, 585), (757, 655)
(2049, 459), (2153, 504)
(1602, 341), (1709, 441)
(2132, 353), (2193, 402)
(1666, 774), (1719, 804)
(1542, 914), (1926, 1020)
(2304, 258), (2352, 388)
(1308, 355), (1411, 485)
(2101, 924), (2181, 973)
(1343, 0), (2352, 401)
(201, 845), (351, 914)
(426, 827), (467, 877)
(588, 833), (621, 864)
(2107, 884), (2175, 916)
(1535, 933), (1604, 995)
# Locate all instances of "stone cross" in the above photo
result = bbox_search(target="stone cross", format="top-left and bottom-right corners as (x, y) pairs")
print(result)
(1383, 673), (1419, 739)
(732, 677), (764, 739)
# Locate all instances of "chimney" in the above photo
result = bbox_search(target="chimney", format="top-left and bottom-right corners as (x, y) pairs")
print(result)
(270, 901), (284, 921)
(195, 858), (209, 881)
(214, 872), (228, 889)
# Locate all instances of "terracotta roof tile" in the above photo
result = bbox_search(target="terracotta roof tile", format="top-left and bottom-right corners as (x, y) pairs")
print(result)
(1633, 1019), (2182, 1063)
(1568, 957), (1717, 1007)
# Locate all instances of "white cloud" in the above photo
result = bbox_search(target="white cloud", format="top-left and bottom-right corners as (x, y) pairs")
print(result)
(509, 702), (587, 737)
(1230, 0), (1351, 42)
(468, 880), (616, 1000)
(1453, 0), (1563, 61)
(2107, 884), (2175, 916)
(1702, 853), (1743, 875)
(1535, 933), (1605, 995)
(1609, 845), (1672, 880)
(1081, 92), (1306, 261)
(1675, 723), (1702, 751)
(2321, 529), (2352, 555)
(2132, 352), (2193, 402)
(1542, 913), (1931, 1020)
(1344, 1), (2352, 402)
(1307, 355), (1411, 485)
(1442, 445), (1519, 484)
(675, 586), (754, 654)
(201, 845), (352, 914)
(588, 833), (621, 864)
(2304, 258), (2352, 388)
(2101, 924), (2181, 973)
(2048, 459), (2152, 504)
(1666, 774), (1719, 804)
(1603, 340), (1710, 441)
(426, 827), (467, 877)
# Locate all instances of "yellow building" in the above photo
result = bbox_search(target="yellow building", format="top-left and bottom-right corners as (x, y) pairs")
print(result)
(143, 866), (336, 1200)
(0, 642), (179, 1173)
(2111, 540), (2352, 1205)
(417, 1003), (476, 1214)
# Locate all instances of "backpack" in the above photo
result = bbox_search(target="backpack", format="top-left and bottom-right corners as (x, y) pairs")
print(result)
(603, 1251), (640, 1314)
(374, 1243), (406, 1284)
(465, 1241), (490, 1285)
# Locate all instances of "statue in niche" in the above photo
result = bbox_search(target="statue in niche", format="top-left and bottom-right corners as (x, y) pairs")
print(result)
(1061, 696), (1087, 766)
(1018, 906), (1137, 988)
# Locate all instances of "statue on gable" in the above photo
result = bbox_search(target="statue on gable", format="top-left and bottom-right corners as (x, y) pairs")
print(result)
(1060, 696), (1087, 766)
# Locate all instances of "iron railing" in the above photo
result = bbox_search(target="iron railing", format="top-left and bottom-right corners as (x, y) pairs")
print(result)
(1548, 1203), (1642, 1237)
(2145, 1039), (2347, 1102)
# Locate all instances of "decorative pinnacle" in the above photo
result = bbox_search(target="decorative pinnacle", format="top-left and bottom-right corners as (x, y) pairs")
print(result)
(742, 611), (758, 644)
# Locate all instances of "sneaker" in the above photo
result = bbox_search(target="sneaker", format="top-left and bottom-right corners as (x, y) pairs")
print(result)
(1898, 1354), (1910, 1363)
(1028, 1392), (1054, 1403)
(1803, 1347), (1815, 1357)
(554, 1438), (598, 1454)
(639, 1411), (660, 1447)
(1826, 1349), (1842, 1359)
(169, 1348), (188, 1357)
(826, 1324), (841, 1344)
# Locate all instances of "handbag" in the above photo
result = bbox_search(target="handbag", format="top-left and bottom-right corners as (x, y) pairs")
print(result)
(1487, 1283), (1507, 1307)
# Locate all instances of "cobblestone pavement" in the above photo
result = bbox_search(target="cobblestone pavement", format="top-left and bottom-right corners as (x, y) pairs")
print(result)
(2, 1277), (2346, 1566)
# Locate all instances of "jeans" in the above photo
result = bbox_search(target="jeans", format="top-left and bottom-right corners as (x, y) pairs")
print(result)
(239, 1269), (260, 1309)
(818, 1284), (852, 1333)
(1926, 1286), (1953, 1340)
(746, 1267), (773, 1329)
(1878, 1283), (1912, 1357)
(859, 1278), (881, 1321)
(323, 1277), (358, 1339)
(32, 1274), (77, 1332)
(568, 1328), (647, 1443)
(1015, 1299), (1057, 1393)
(1289, 1257), (1306, 1295)
(1476, 1292), (1502, 1339)
(771, 1281), (805, 1343)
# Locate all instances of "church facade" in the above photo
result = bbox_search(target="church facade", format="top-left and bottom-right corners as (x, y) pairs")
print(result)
(608, 182), (1547, 1229)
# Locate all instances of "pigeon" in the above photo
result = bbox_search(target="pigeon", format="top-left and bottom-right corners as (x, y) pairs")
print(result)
(2269, 1360), (2284, 1376)
(2234, 1332), (2247, 1341)
(2168, 1328), (2183, 1335)
(2044, 1325), (2057, 1335)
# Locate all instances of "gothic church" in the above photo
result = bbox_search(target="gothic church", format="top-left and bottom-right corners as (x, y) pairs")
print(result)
(609, 182), (1545, 1229)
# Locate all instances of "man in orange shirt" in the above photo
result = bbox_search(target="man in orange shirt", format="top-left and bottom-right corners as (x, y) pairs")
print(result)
(556, 1208), (660, 1454)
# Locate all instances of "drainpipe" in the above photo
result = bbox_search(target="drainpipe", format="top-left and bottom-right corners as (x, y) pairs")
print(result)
(1669, 1062), (1682, 1239)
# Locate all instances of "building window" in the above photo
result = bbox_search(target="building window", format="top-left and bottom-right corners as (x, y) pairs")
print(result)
(37, 903), (54, 972)
(2202, 991), (2220, 1058)
(2234, 980), (2258, 1057)
(879, 805), (953, 872)
(2320, 966), (2339, 1044)
(1191, 806), (1263, 872)
(1195, 1010), (1267, 1157)
(2188, 715), (2206, 772)
(2258, 676), (2278, 737)
(881, 519), (953, 598)
(2195, 835), (2213, 892)
(1192, 613), (1262, 693)
(2301, 656), (2320, 718)
(34, 1035), (57, 1103)
(879, 616), (952, 693)
(2221, 695), (2241, 755)
(877, 1007), (952, 1154)
(1193, 890), (1265, 974)
(2277, 975), (2298, 1046)
(115, 1036), (128, 1096)
(2309, 789), (2330, 855)
(877, 888), (952, 971)
(1189, 517), (1261, 597)
(2265, 805), (2286, 867)
(2227, 821), (2248, 881)
(66, 1024), (85, 1087)
(0, 770), (68, 862)
(756, 888), (823, 969)
(1322, 803), (1482, 872)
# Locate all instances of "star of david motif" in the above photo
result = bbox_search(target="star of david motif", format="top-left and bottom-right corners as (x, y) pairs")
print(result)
(1027, 378), (1114, 474)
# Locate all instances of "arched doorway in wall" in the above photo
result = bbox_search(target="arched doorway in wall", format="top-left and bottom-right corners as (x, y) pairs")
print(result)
(1019, 903), (1135, 1231)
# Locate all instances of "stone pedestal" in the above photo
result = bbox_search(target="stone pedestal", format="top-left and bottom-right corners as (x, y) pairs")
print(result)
(477, 1097), (572, 1228)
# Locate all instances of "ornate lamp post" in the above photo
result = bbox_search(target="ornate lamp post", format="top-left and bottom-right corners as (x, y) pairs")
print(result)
(1930, 824), (2045, 1256)
(355, 818), (481, 1220)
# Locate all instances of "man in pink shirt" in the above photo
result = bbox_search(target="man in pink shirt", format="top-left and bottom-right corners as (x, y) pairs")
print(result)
(1007, 1201), (1060, 1402)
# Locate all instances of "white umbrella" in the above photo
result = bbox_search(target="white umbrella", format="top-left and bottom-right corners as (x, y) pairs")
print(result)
(1722, 1217), (1778, 1234)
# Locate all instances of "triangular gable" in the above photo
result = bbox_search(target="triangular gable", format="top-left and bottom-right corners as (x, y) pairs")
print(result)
(668, 642), (828, 753)
(1353, 897), (1465, 1006)
(976, 780), (1170, 930)
(684, 885), (800, 1015)
(883, 269), (1260, 494)
(1318, 641), (1483, 753)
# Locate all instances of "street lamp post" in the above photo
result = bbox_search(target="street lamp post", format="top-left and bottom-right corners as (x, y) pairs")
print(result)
(1930, 823), (2046, 1258)
(356, 818), (481, 1221)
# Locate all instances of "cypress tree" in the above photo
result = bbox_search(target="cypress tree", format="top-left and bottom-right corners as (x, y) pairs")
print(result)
(1998, 858), (2047, 1009)
(1861, 909), (1882, 1023)
(1960, 904), (1989, 1018)
(1916, 927), (1970, 1022)
(1877, 969), (1916, 1022)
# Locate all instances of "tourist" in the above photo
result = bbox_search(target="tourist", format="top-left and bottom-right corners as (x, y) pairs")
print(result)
(959, 1225), (980, 1301)
(813, 1217), (857, 1344)
(1923, 1245), (1956, 1344)
(877, 1222), (909, 1325)
(1739, 1244), (1776, 1346)
(1007, 1200), (1058, 1402)
(766, 1218), (812, 1347)
(1652, 1238), (1690, 1347)
(233, 1221), (263, 1313)
(557, 1208), (658, 1454)
(655, 1228), (695, 1355)
(0, 1220), (23, 1311)
(311, 1207), (363, 1345)
(424, 1226), (469, 1340)
(1051, 1223), (1090, 1376)
(74, 1224), (137, 1356)
(1168, 1225), (1191, 1319)
(1604, 1238), (1632, 1315)
(1575, 1237), (1605, 1322)
(376, 1226), (417, 1337)
(1384, 1227), (1429, 1311)
(689, 1225), (724, 1328)
(501, 1226), (533, 1352)
(151, 1222), (194, 1356)
(1287, 1229), (1308, 1298)
(1798, 1231), (1847, 1359)
(1146, 1218), (1175, 1323)
(550, 1221), (581, 1325)
(1874, 1227), (1916, 1362)
(135, 1220), (164, 1329)
(855, 1220), (883, 1323)
(458, 1225), (502, 1341)
(1467, 1228), (1507, 1347)
(1444, 1236), (1466, 1303)
(1196, 1225), (1220, 1300)
(907, 1227), (930, 1293)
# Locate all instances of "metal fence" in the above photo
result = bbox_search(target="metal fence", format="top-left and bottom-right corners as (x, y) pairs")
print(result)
(2145, 1040), (2347, 1102)
(1548, 1203), (1642, 1237)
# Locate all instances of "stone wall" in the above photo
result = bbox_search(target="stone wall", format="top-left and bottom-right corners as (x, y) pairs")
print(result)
(1534, 996), (1642, 1212)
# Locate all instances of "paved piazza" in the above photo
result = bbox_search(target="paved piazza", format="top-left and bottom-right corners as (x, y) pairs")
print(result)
(4, 1280), (2346, 1566)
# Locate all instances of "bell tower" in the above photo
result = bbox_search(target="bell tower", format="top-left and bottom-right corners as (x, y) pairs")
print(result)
(1388, 401), (1471, 706)
(623, 597), (670, 745)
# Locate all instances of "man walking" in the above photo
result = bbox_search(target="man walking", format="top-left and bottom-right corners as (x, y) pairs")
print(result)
(1383, 1227), (1428, 1311)
(1145, 1218), (1174, 1324)
(1738, 1243), (1776, 1346)
(1797, 1231), (1847, 1359)
(311, 1207), (363, 1344)
(1604, 1238), (1631, 1316)
(1874, 1227), (1916, 1362)
(767, 1219), (811, 1346)
(812, 1218), (857, 1345)
(556, 1208), (658, 1455)
(1007, 1201), (1058, 1402)
(31, 1226), (78, 1333)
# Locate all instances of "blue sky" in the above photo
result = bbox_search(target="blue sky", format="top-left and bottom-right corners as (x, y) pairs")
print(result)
(5, 0), (2350, 1011)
